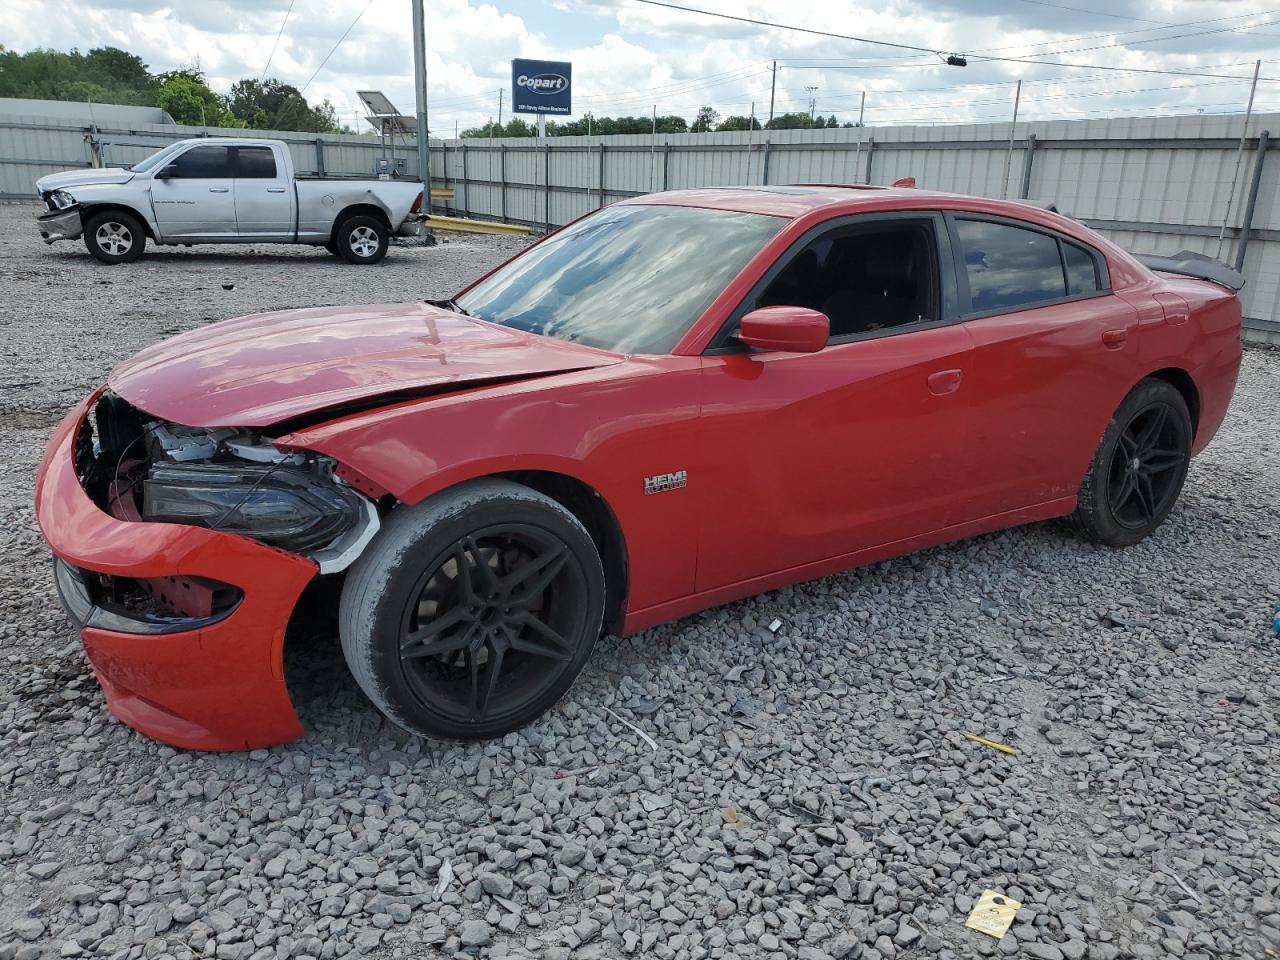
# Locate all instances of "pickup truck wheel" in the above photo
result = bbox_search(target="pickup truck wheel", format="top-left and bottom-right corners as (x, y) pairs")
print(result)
(339, 479), (606, 740)
(83, 211), (145, 264)
(337, 215), (389, 265)
(1073, 378), (1192, 547)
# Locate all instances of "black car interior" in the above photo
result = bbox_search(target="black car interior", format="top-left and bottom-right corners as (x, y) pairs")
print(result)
(757, 223), (938, 339)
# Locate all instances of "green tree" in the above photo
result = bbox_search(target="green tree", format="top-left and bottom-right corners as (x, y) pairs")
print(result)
(156, 69), (241, 127)
(691, 105), (720, 133)
(461, 117), (536, 138)
(0, 45), (157, 105)
(765, 112), (813, 130)
(716, 115), (762, 131)
(227, 78), (338, 133)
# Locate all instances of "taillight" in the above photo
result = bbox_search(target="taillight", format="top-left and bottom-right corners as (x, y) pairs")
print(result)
(410, 190), (424, 214)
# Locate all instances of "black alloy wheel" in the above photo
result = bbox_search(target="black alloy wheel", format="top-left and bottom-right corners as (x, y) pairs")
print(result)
(1074, 377), (1192, 547)
(340, 479), (606, 740)
(1105, 402), (1190, 531)
(398, 525), (586, 726)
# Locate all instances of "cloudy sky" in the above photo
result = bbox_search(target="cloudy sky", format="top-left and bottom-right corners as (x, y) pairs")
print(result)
(2, 0), (1278, 134)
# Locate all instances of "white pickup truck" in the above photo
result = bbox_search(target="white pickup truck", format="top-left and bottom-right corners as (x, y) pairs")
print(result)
(36, 137), (425, 265)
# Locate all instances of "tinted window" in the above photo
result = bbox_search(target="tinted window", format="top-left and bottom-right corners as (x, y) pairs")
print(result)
(129, 142), (185, 173)
(169, 145), (231, 179)
(236, 146), (277, 179)
(956, 219), (1065, 312)
(456, 204), (785, 354)
(1063, 241), (1099, 295)
(758, 223), (937, 338)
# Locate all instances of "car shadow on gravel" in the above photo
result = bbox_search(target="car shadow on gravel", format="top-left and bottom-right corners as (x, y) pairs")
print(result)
(279, 517), (1090, 752)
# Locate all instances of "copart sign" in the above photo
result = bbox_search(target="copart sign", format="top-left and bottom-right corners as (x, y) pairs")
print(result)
(511, 58), (572, 116)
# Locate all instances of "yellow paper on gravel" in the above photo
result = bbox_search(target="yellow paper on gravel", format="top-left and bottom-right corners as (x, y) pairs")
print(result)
(965, 889), (1021, 938)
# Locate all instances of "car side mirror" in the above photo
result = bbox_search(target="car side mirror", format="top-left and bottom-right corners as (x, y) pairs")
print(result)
(737, 306), (829, 354)
(155, 164), (177, 180)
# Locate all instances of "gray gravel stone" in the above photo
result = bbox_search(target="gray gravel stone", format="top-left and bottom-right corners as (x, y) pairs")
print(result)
(0, 204), (1277, 960)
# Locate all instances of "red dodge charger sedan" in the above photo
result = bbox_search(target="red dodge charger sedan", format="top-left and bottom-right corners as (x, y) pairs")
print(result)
(35, 185), (1242, 750)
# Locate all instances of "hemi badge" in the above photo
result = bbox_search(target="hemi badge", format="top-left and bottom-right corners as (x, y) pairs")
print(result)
(643, 470), (687, 496)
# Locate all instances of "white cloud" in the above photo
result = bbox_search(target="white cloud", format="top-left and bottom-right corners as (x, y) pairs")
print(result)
(1, 0), (1276, 133)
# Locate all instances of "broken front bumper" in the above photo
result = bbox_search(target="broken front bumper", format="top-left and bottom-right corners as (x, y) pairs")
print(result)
(35, 392), (318, 751)
(37, 207), (83, 244)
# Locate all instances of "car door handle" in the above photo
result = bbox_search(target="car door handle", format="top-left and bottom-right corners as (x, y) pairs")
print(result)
(1102, 328), (1128, 349)
(266, 187), (287, 193)
(208, 187), (229, 193)
(927, 369), (963, 395)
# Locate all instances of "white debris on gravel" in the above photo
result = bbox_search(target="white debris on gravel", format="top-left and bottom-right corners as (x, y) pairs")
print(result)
(1, 200), (1279, 960)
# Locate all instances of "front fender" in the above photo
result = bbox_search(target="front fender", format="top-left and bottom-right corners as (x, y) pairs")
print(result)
(72, 183), (160, 239)
(276, 358), (705, 616)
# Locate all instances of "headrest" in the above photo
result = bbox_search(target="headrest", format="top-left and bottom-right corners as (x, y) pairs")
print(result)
(863, 236), (916, 285)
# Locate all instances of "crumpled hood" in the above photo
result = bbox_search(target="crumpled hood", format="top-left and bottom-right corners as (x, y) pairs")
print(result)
(109, 302), (622, 427)
(36, 167), (136, 193)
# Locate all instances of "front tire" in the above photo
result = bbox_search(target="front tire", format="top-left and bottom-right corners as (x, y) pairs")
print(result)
(83, 211), (145, 264)
(339, 480), (606, 740)
(335, 215), (389, 265)
(1074, 378), (1192, 547)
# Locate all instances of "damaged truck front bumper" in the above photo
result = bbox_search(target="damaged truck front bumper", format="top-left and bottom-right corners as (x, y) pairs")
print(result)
(35, 390), (318, 751)
(37, 207), (83, 244)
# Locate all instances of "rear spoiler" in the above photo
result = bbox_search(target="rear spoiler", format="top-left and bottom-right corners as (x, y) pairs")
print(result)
(1134, 250), (1245, 292)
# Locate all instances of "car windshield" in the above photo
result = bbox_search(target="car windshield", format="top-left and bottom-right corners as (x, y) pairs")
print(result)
(455, 203), (786, 354)
(128, 142), (186, 173)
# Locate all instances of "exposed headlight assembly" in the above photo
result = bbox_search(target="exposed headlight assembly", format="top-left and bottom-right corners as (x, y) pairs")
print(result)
(139, 428), (379, 573)
(47, 190), (77, 210)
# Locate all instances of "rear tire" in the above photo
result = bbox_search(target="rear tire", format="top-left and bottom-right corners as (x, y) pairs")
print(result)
(1074, 378), (1192, 547)
(83, 211), (145, 264)
(335, 215), (389, 265)
(339, 479), (606, 740)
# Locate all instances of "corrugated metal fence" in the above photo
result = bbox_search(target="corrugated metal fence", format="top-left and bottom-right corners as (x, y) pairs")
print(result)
(1, 111), (1277, 340)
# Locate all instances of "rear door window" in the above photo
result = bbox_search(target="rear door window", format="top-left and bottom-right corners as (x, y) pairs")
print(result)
(169, 145), (232, 179)
(236, 146), (277, 179)
(955, 219), (1065, 312)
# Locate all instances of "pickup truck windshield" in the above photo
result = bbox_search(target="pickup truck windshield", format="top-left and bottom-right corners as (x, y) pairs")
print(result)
(128, 142), (186, 173)
(455, 204), (785, 355)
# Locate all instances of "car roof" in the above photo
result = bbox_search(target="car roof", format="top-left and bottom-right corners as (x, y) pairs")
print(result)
(622, 184), (955, 218)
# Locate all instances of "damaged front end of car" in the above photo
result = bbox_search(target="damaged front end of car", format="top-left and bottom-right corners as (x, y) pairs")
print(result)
(37, 190), (83, 244)
(67, 390), (380, 627)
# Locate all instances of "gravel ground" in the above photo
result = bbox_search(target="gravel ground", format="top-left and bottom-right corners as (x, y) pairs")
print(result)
(1, 200), (1279, 960)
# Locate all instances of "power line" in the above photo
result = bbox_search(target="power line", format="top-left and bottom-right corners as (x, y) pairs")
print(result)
(298, 0), (376, 96)
(260, 0), (296, 81)
(623, 0), (1280, 82)
(971, 7), (1280, 55)
(626, 0), (958, 59)
(991, 12), (1280, 61)
(1007, 0), (1164, 25)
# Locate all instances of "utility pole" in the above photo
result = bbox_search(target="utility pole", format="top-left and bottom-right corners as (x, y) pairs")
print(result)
(650, 104), (657, 191)
(851, 91), (866, 184)
(497, 87), (503, 130)
(1000, 79), (1022, 200)
(1217, 58), (1262, 259)
(806, 86), (818, 125)
(411, 0), (430, 190)
(768, 60), (777, 125)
